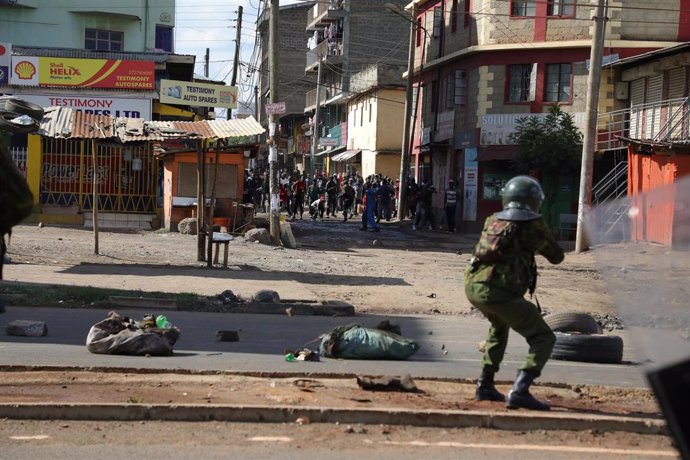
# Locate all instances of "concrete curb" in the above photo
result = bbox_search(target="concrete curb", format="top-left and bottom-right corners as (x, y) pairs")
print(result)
(0, 403), (666, 435)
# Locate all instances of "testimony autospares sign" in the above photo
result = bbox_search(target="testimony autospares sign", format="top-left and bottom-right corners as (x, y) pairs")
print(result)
(10, 56), (155, 89)
(13, 93), (152, 119)
(159, 79), (237, 109)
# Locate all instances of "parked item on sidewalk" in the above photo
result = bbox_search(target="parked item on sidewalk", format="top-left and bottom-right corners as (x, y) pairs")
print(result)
(356, 374), (418, 392)
(319, 324), (419, 360)
(86, 311), (180, 356)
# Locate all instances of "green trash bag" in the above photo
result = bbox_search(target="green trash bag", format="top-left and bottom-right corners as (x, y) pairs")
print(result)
(319, 324), (420, 360)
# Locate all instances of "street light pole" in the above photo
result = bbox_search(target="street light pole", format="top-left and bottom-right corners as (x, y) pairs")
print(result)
(268, 0), (280, 243)
(575, 0), (608, 253)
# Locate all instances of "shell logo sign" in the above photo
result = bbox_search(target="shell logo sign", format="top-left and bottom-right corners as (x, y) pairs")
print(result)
(15, 60), (36, 80)
(10, 56), (154, 89)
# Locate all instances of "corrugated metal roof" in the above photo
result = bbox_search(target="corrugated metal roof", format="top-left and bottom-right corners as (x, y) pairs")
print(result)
(71, 110), (114, 138)
(11, 46), (188, 64)
(172, 120), (216, 139)
(38, 109), (264, 142)
(38, 107), (74, 138)
(208, 117), (265, 139)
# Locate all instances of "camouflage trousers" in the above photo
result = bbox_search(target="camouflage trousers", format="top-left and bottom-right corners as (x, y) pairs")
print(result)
(465, 283), (556, 377)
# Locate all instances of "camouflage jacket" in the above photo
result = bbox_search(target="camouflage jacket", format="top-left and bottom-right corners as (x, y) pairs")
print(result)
(464, 214), (564, 297)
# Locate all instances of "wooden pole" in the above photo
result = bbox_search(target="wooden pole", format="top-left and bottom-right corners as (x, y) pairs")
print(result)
(91, 139), (99, 255)
(268, 0), (281, 244)
(196, 140), (206, 261)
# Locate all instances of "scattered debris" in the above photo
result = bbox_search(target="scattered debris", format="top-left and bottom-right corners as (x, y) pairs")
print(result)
(284, 348), (320, 362)
(177, 217), (197, 235)
(427, 293), (437, 298)
(295, 416), (310, 425)
(356, 374), (418, 393)
(216, 290), (243, 305)
(215, 330), (240, 342)
(6, 320), (48, 337)
(253, 289), (280, 303)
(478, 340), (487, 353)
(86, 311), (179, 356)
(374, 320), (401, 336)
(292, 379), (325, 390)
(245, 228), (272, 245)
(319, 324), (419, 360)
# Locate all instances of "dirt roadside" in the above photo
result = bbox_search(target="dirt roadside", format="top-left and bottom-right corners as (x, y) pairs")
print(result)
(0, 370), (660, 418)
(2, 221), (612, 317)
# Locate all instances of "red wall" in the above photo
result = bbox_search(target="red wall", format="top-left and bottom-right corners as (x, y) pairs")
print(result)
(628, 147), (690, 245)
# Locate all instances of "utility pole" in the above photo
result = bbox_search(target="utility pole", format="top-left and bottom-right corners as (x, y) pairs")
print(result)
(268, 0), (280, 243)
(229, 6), (243, 120)
(310, 57), (323, 176)
(204, 48), (210, 78)
(575, 0), (608, 253)
(396, 5), (416, 221)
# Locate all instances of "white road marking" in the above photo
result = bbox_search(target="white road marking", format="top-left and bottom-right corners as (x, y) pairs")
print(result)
(366, 440), (677, 457)
(248, 436), (293, 443)
(10, 435), (50, 440)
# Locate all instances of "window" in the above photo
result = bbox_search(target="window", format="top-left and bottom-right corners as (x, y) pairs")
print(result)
(360, 103), (363, 126)
(354, 108), (358, 126)
(85, 28), (123, 51)
(547, 1), (575, 16)
(544, 63), (572, 102)
(433, 6), (442, 38)
(155, 25), (173, 52)
(368, 102), (372, 123)
(431, 79), (439, 113)
(451, 0), (458, 33)
(508, 64), (536, 102)
(454, 70), (467, 105)
(511, 1), (536, 17)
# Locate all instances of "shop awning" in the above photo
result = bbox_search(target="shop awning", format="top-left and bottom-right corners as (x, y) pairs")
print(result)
(315, 145), (346, 157)
(332, 149), (361, 162)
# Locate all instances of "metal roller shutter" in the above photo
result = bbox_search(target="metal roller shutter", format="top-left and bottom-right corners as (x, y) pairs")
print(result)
(645, 75), (663, 139)
(629, 78), (645, 138)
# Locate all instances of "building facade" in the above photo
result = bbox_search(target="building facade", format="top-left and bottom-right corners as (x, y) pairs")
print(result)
(0, 0), (175, 52)
(256, 2), (315, 172)
(303, 0), (409, 175)
(408, 0), (687, 229)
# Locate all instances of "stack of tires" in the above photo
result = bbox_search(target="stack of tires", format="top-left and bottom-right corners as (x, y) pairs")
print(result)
(545, 312), (624, 364)
(0, 97), (44, 134)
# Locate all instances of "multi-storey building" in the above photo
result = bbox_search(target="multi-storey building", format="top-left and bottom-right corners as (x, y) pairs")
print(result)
(0, 0), (175, 52)
(303, 0), (409, 174)
(256, 1), (315, 172)
(408, 0), (687, 230)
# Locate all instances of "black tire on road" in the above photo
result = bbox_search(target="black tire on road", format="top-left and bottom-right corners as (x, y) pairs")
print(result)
(551, 332), (624, 364)
(4, 98), (45, 122)
(0, 111), (39, 134)
(544, 311), (602, 334)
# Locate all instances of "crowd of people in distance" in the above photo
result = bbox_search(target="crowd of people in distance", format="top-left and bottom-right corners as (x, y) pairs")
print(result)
(243, 168), (459, 233)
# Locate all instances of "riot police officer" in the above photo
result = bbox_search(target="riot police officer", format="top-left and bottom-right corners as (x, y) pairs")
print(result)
(464, 175), (564, 411)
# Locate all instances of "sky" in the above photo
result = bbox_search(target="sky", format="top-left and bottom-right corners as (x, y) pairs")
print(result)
(174, 0), (280, 118)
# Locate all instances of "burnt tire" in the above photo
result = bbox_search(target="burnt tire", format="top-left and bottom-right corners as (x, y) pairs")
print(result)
(0, 111), (39, 134)
(4, 98), (44, 122)
(544, 312), (602, 334)
(551, 332), (624, 364)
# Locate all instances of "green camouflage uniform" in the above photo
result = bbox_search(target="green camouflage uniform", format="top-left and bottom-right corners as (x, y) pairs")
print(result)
(465, 214), (564, 376)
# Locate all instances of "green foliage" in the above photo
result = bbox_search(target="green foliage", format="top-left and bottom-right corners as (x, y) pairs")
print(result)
(509, 105), (583, 176)
(509, 105), (583, 229)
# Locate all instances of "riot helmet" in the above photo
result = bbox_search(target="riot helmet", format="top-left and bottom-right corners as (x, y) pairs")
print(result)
(496, 175), (544, 221)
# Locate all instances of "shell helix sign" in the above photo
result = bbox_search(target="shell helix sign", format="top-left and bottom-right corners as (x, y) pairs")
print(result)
(0, 42), (10, 85)
(10, 56), (155, 89)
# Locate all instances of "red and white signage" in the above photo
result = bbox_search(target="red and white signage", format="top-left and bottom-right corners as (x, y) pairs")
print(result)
(10, 93), (152, 120)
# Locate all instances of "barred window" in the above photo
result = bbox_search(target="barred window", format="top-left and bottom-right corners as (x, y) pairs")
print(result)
(545, 63), (572, 102)
(85, 28), (123, 51)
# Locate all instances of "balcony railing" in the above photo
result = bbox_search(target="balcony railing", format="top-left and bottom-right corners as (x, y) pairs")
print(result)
(305, 87), (329, 111)
(307, 1), (345, 30)
(306, 38), (344, 72)
(596, 98), (690, 151)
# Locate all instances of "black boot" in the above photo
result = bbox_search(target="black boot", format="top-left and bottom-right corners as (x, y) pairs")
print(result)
(475, 368), (505, 402)
(506, 370), (550, 411)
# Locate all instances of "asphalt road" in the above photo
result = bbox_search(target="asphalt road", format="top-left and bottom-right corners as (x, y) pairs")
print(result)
(0, 306), (646, 388)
